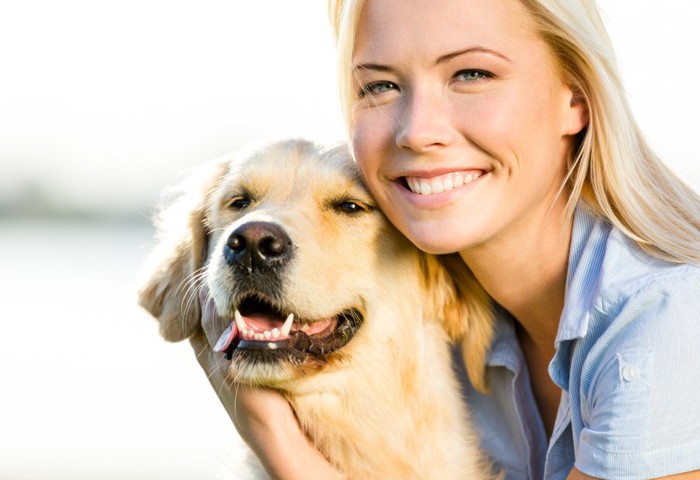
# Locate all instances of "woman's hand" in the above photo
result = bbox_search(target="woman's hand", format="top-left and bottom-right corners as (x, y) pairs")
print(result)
(188, 329), (344, 480)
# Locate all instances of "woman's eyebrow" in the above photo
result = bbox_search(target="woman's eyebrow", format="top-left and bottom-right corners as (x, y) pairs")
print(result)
(353, 47), (511, 74)
(435, 46), (512, 65)
(353, 63), (397, 74)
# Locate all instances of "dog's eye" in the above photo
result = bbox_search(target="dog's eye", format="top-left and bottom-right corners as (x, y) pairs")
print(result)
(227, 196), (251, 210)
(335, 201), (365, 215)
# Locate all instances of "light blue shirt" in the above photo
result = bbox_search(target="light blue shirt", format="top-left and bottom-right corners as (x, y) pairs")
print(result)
(455, 206), (700, 479)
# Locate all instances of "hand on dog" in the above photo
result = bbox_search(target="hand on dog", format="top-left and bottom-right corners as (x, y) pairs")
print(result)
(189, 304), (344, 480)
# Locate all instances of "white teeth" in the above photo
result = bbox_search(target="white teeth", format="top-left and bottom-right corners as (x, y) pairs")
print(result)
(443, 176), (453, 191)
(234, 311), (296, 342)
(234, 310), (246, 332)
(280, 313), (295, 337)
(301, 322), (309, 331)
(406, 171), (482, 195)
(431, 180), (444, 194)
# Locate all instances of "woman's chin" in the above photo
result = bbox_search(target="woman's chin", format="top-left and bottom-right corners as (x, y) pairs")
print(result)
(398, 222), (477, 255)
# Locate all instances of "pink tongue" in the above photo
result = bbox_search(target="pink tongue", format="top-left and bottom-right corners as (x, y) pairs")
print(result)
(213, 313), (338, 351)
(304, 318), (336, 335)
(243, 314), (336, 335)
(213, 321), (238, 352)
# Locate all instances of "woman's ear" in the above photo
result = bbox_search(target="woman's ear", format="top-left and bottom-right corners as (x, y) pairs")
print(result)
(137, 159), (229, 342)
(564, 90), (589, 136)
(420, 253), (494, 393)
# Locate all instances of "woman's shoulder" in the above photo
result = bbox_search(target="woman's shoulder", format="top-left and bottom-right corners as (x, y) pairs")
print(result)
(570, 205), (699, 312)
(565, 206), (698, 337)
(597, 224), (700, 311)
(572, 238), (700, 474)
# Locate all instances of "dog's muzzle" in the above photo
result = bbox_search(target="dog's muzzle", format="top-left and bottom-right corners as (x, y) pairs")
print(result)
(203, 221), (363, 364)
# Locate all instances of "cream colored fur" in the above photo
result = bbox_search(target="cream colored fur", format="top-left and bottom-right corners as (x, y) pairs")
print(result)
(138, 139), (497, 479)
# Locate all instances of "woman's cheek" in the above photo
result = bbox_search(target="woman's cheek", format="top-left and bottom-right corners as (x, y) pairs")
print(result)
(352, 123), (383, 178)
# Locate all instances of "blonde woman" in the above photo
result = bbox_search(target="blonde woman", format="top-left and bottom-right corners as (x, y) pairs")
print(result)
(202, 0), (700, 478)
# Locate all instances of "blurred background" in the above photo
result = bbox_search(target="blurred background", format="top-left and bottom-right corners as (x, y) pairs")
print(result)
(1, 1), (698, 478)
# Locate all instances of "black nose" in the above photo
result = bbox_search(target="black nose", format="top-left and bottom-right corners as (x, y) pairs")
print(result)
(224, 221), (292, 271)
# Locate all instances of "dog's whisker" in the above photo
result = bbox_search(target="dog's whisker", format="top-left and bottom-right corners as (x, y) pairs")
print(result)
(177, 276), (204, 317)
(182, 277), (205, 318)
(177, 266), (207, 296)
(180, 268), (208, 305)
(178, 268), (209, 334)
(231, 381), (244, 433)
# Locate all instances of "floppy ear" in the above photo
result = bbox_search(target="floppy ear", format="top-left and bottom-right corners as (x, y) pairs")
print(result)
(420, 253), (494, 393)
(137, 159), (229, 342)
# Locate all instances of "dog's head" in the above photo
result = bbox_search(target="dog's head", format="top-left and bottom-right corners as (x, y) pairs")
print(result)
(138, 139), (492, 391)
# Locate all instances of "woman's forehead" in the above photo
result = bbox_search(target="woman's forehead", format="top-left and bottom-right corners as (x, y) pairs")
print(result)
(353, 0), (539, 64)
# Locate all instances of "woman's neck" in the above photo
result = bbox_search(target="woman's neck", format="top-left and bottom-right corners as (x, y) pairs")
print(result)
(459, 203), (573, 353)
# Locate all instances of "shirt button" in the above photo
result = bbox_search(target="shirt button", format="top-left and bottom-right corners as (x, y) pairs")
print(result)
(622, 365), (640, 382)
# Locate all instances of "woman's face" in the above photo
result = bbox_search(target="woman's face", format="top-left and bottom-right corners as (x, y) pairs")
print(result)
(351, 0), (588, 255)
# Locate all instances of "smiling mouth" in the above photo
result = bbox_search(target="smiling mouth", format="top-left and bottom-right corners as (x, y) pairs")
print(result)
(214, 295), (362, 360)
(402, 170), (485, 196)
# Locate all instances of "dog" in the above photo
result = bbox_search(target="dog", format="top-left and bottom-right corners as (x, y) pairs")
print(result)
(138, 139), (497, 479)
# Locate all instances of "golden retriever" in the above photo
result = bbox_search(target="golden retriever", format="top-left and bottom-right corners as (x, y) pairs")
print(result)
(138, 139), (496, 479)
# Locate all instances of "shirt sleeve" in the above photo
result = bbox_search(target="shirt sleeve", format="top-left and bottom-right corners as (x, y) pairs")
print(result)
(576, 270), (700, 479)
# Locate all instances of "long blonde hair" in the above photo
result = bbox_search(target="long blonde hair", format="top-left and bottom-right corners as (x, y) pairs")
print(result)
(329, 0), (700, 264)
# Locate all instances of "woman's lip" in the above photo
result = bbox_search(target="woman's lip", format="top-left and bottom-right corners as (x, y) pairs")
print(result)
(394, 167), (487, 179)
(390, 169), (489, 208)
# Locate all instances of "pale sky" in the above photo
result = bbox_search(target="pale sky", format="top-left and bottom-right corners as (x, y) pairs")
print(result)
(1, 1), (698, 216)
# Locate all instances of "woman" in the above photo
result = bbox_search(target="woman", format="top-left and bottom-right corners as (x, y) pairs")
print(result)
(202, 0), (700, 478)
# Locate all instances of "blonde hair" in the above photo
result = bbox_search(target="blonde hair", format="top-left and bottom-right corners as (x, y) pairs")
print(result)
(328, 0), (700, 265)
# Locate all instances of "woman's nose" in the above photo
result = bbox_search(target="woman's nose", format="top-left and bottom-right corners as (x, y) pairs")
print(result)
(395, 88), (455, 152)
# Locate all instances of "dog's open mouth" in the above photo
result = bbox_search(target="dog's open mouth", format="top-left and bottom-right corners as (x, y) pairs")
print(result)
(213, 295), (362, 361)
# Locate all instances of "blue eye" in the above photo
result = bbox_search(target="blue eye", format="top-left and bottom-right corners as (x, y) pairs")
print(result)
(455, 69), (493, 82)
(360, 81), (398, 98)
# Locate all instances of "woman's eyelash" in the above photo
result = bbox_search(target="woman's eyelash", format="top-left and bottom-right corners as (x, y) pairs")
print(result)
(454, 69), (494, 81)
(357, 70), (493, 98)
(359, 81), (398, 98)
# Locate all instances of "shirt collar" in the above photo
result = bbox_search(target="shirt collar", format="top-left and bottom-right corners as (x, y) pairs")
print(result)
(484, 205), (612, 387)
(555, 205), (610, 345)
(485, 304), (523, 374)
(548, 205), (611, 390)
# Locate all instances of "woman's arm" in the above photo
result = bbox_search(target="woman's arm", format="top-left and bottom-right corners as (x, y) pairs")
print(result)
(189, 329), (344, 480)
(571, 270), (700, 479)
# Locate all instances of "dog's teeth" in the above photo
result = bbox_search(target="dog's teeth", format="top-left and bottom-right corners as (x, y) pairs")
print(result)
(234, 310), (247, 332)
(301, 322), (309, 331)
(271, 328), (280, 340)
(280, 313), (294, 337)
(254, 333), (264, 341)
(264, 331), (272, 340)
